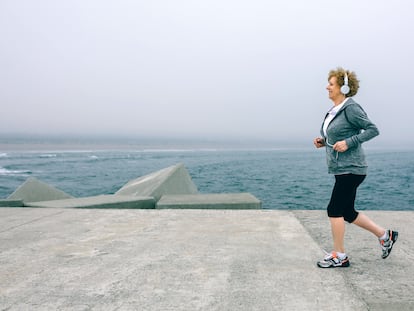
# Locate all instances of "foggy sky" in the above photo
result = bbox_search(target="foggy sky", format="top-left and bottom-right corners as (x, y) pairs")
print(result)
(1, 0), (413, 147)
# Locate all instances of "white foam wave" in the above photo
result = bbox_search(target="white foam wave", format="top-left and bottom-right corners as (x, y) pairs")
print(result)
(39, 154), (57, 158)
(0, 166), (31, 176)
(141, 148), (218, 153)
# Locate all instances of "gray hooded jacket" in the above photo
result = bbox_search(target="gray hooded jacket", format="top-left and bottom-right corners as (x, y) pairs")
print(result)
(320, 98), (379, 175)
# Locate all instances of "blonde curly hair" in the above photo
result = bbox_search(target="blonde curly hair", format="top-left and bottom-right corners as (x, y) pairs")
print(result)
(328, 67), (360, 97)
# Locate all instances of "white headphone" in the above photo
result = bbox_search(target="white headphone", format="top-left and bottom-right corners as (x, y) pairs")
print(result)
(340, 72), (350, 95)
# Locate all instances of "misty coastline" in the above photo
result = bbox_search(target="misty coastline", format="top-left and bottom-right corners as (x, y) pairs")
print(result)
(0, 133), (316, 152)
(1, 133), (412, 153)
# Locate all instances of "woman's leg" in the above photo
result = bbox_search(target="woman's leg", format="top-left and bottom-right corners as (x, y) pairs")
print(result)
(352, 213), (385, 238)
(327, 174), (366, 254)
(330, 217), (346, 253)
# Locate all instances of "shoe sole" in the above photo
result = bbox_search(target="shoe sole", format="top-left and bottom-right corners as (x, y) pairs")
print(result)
(317, 260), (350, 268)
(317, 264), (350, 268)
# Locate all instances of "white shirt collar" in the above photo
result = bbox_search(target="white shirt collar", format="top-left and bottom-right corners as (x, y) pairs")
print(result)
(329, 97), (349, 115)
(323, 97), (350, 136)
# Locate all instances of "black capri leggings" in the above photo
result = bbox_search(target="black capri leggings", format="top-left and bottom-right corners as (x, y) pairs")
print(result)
(327, 174), (366, 223)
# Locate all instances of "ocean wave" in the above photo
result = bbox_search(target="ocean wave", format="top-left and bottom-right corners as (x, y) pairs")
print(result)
(142, 149), (197, 153)
(0, 166), (32, 176)
(39, 154), (57, 158)
(141, 148), (220, 153)
(0, 153), (7, 158)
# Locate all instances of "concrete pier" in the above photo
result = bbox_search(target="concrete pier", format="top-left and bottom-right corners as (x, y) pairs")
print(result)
(0, 208), (412, 310)
(5, 164), (262, 210)
(156, 193), (261, 209)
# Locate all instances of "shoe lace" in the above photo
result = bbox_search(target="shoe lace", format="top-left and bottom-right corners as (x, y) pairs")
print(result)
(322, 249), (337, 260)
(380, 238), (390, 249)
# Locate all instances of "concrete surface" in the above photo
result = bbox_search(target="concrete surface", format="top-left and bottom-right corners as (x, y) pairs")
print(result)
(116, 163), (198, 201)
(7, 177), (73, 202)
(156, 193), (261, 209)
(24, 195), (156, 209)
(0, 208), (412, 311)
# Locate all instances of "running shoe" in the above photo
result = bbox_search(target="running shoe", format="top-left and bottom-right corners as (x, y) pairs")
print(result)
(380, 230), (398, 259)
(317, 251), (350, 268)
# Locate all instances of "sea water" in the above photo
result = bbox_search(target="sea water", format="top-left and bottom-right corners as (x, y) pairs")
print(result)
(0, 145), (413, 210)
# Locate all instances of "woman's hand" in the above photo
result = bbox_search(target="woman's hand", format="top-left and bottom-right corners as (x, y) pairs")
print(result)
(314, 137), (325, 148)
(333, 140), (348, 152)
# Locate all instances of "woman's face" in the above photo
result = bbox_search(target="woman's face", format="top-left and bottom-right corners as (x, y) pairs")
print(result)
(326, 76), (343, 103)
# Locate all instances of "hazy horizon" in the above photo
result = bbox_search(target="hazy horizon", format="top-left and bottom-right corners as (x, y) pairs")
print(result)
(0, 132), (411, 152)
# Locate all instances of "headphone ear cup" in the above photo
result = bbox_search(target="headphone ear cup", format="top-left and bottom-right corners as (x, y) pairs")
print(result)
(341, 85), (350, 94)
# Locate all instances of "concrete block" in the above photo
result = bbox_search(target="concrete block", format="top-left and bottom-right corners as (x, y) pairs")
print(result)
(7, 177), (74, 203)
(25, 195), (155, 209)
(116, 163), (198, 201)
(0, 199), (24, 207)
(156, 193), (262, 209)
